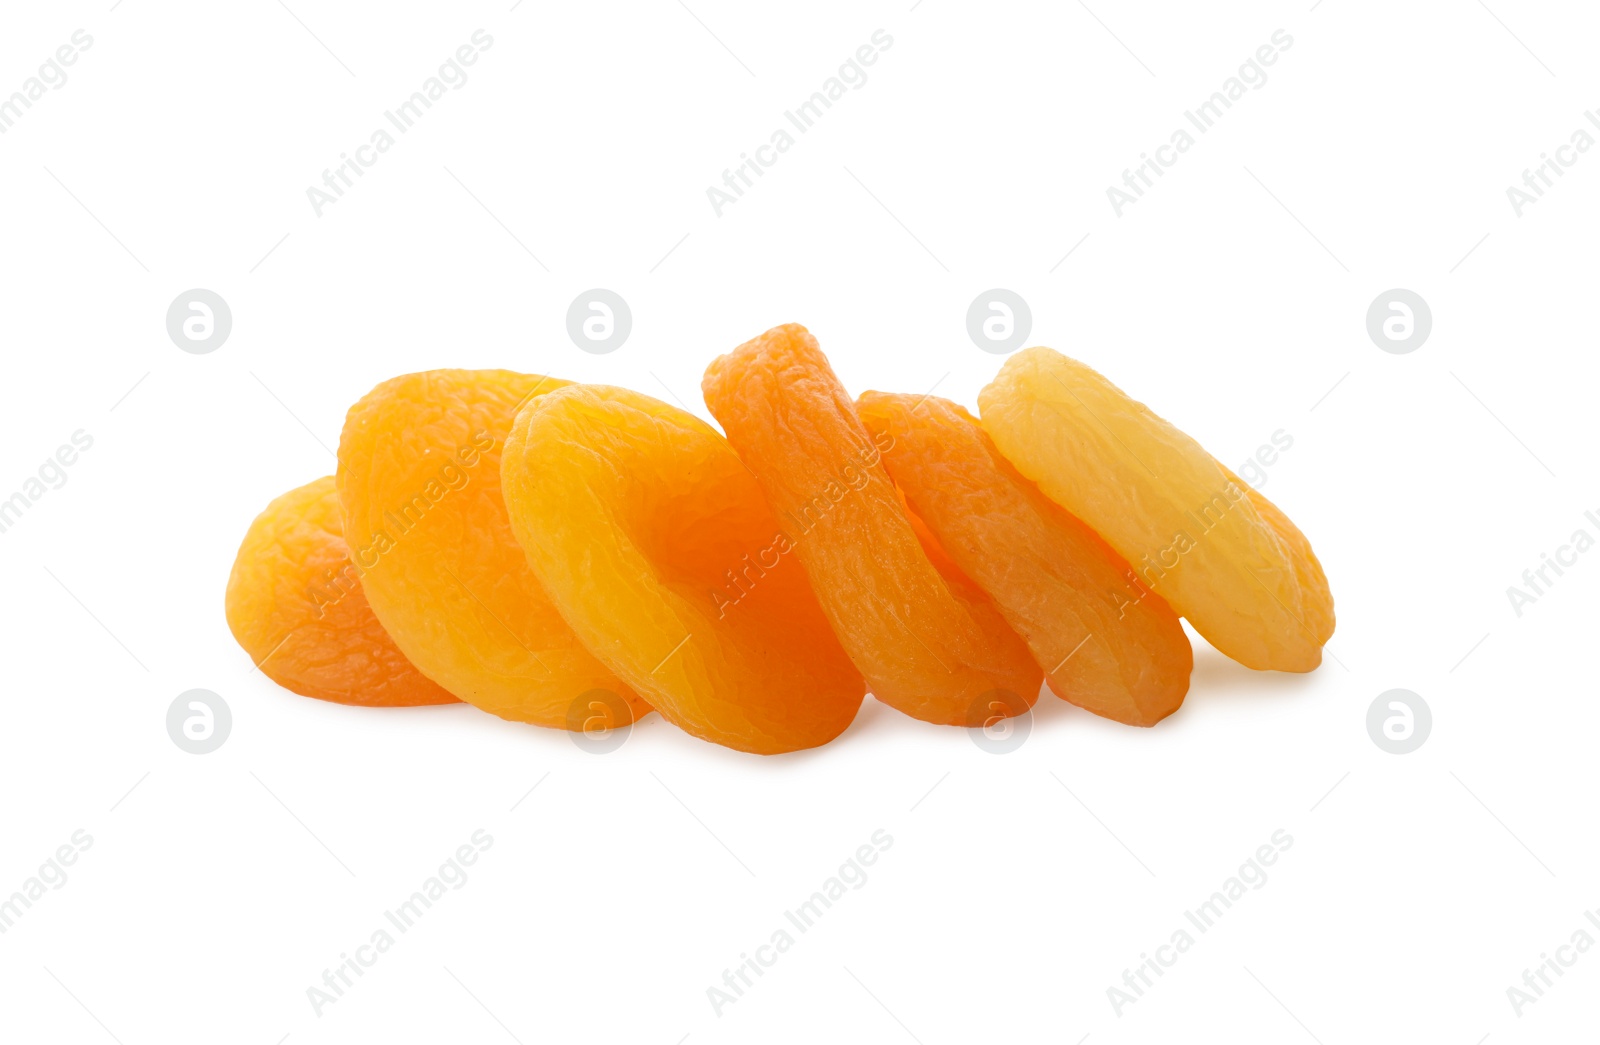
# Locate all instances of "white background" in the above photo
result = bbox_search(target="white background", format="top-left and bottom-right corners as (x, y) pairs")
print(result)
(1, 1), (1595, 1042)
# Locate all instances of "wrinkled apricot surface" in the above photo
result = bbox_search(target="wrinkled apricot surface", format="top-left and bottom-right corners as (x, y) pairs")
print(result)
(857, 392), (1192, 726)
(500, 384), (864, 754)
(336, 370), (649, 727)
(703, 324), (1042, 725)
(978, 348), (1335, 671)
(1219, 461), (1337, 651)
(225, 476), (456, 706)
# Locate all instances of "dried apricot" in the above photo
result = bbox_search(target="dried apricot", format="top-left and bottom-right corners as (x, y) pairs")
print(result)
(336, 370), (649, 727)
(500, 384), (863, 754)
(703, 323), (1042, 725)
(857, 392), (1192, 726)
(225, 476), (456, 706)
(978, 348), (1335, 671)
(1217, 462), (1336, 650)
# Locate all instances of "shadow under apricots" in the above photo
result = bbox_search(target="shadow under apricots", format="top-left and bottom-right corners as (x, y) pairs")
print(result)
(1188, 640), (1323, 702)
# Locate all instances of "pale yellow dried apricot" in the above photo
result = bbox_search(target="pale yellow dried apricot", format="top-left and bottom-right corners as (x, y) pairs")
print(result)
(978, 348), (1334, 671)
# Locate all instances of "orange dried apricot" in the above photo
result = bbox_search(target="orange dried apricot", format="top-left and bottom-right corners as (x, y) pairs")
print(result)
(224, 476), (456, 706)
(978, 348), (1335, 671)
(857, 392), (1191, 726)
(703, 323), (1042, 725)
(899, 506), (1040, 726)
(336, 370), (650, 727)
(500, 384), (864, 754)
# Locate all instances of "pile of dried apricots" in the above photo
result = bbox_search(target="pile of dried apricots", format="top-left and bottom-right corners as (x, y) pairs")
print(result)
(226, 324), (1334, 754)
